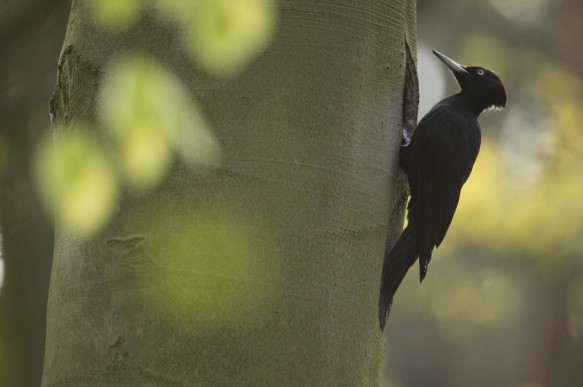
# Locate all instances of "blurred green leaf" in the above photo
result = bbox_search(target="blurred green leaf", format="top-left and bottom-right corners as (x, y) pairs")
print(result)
(161, 0), (275, 77)
(86, 0), (143, 29)
(35, 128), (118, 236)
(98, 56), (222, 189)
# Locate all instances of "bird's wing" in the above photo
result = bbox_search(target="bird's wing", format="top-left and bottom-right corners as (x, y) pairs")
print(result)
(414, 113), (466, 264)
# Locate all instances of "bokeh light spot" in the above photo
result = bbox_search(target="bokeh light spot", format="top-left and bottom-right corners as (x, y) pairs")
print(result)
(35, 129), (118, 236)
(490, 0), (550, 25)
(86, 0), (143, 29)
(98, 56), (222, 189)
(186, 0), (275, 77)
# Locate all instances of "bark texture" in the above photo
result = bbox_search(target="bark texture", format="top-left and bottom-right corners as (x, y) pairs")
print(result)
(42, 1), (417, 385)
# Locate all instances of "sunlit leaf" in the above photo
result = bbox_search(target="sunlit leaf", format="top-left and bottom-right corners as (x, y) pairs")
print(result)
(86, 0), (143, 29)
(120, 121), (173, 188)
(98, 56), (221, 189)
(35, 129), (118, 236)
(182, 0), (275, 77)
(171, 102), (223, 171)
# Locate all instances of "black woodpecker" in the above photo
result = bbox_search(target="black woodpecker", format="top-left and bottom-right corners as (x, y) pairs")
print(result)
(378, 50), (507, 330)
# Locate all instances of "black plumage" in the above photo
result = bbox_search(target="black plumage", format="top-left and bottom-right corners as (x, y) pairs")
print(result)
(379, 50), (507, 330)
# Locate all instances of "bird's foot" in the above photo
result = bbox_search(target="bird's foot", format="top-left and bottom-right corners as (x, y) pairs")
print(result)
(401, 127), (411, 148)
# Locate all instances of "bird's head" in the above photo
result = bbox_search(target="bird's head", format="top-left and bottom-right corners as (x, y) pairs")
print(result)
(433, 50), (507, 112)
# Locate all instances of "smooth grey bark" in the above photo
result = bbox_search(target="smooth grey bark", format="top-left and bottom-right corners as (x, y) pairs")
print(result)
(42, 0), (418, 386)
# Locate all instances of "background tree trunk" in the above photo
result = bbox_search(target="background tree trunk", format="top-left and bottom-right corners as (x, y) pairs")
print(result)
(0, 1), (70, 386)
(42, 0), (417, 385)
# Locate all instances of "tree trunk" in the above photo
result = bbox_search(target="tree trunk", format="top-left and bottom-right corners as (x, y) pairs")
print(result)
(42, 1), (417, 386)
(0, 1), (70, 386)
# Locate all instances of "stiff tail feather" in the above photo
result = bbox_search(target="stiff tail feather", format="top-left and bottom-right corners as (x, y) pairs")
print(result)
(378, 225), (418, 330)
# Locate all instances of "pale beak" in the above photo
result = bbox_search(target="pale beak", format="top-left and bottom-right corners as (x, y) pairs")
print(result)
(433, 50), (469, 75)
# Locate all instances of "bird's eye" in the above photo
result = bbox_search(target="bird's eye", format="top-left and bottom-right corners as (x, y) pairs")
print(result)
(477, 69), (485, 75)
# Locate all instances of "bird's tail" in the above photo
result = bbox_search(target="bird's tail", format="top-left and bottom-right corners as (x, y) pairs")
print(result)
(378, 225), (418, 330)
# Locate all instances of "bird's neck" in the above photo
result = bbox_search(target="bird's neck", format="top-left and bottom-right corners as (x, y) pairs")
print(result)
(448, 91), (485, 117)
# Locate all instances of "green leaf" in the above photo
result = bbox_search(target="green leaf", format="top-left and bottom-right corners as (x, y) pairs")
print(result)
(98, 56), (221, 189)
(35, 128), (118, 236)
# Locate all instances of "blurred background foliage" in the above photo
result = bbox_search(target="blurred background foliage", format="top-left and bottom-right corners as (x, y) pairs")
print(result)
(383, 0), (583, 386)
(0, 0), (274, 385)
(35, 0), (271, 235)
(1, 0), (582, 386)
(87, 0), (275, 76)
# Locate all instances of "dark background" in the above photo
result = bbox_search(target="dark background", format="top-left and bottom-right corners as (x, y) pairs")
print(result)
(0, 1), (70, 386)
